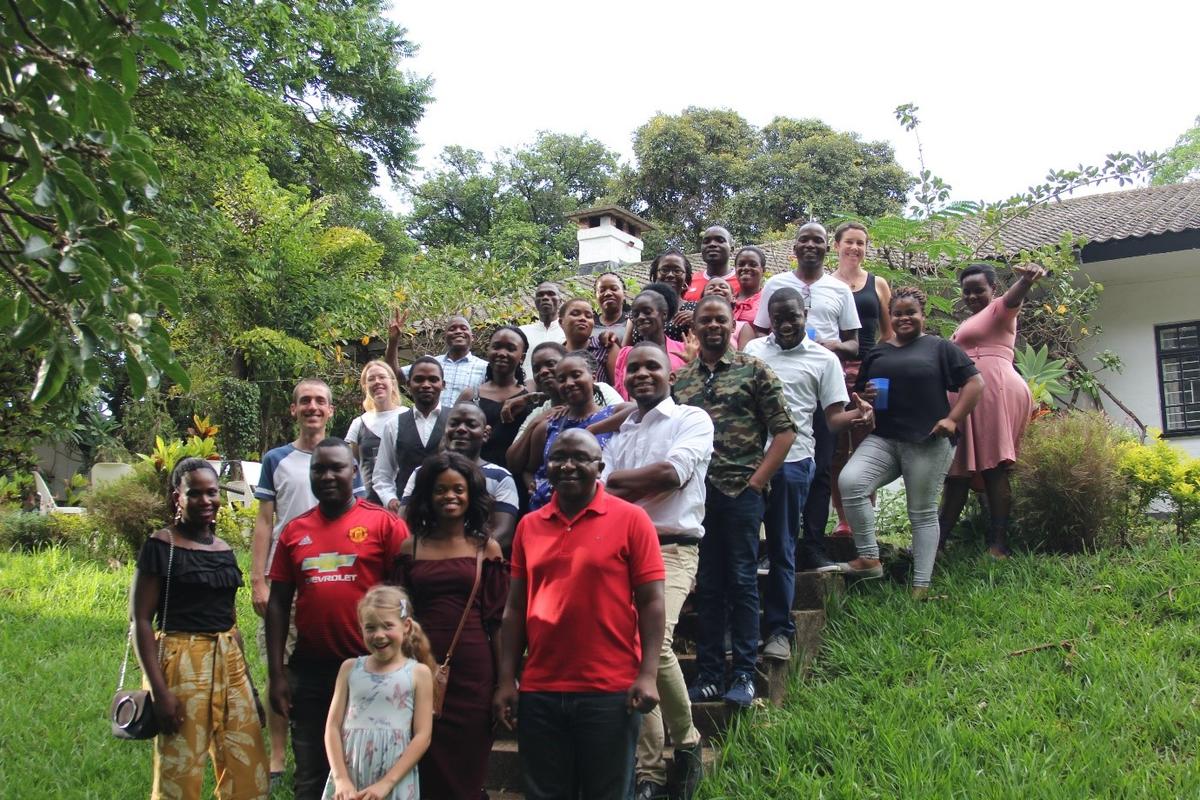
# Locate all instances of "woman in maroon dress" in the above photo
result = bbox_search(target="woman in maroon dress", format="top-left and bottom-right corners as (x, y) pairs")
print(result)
(939, 262), (1045, 558)
(393, 452), (508, 799)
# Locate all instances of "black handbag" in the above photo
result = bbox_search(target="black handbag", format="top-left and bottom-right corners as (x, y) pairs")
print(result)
(110, 531), (174, 740)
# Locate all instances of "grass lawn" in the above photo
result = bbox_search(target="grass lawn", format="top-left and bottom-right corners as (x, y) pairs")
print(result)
(0, 549), (293, 799)
(2, 534), (1198, 799)
(701, 533), (1200, 799)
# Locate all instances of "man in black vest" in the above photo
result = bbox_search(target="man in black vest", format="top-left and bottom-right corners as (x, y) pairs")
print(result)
(373, 356), (450, 512)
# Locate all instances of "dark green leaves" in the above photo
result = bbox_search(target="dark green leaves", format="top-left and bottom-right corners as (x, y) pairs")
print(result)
(1, 0), (189, 405)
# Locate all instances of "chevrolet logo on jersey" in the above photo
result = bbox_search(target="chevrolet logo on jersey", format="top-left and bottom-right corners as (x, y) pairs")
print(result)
(301, 553), (357, 573)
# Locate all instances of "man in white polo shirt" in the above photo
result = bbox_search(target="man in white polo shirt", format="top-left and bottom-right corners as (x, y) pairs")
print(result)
(751, 221), (862, 571)
(745, 288), (872, 660)
(602, 340), (713, 800)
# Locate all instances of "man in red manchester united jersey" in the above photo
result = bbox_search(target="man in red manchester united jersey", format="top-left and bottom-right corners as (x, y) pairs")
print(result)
(266, 438), (408, 800)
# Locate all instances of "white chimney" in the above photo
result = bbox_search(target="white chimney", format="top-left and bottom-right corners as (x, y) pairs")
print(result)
(565, 206), (654, 274)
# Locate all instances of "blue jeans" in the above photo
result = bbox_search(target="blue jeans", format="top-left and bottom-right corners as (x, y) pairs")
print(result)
(762, 459), (815, 638)
(801, 408), (835, 563)
(518, 691), (640, 800)
(696, 485), (766, 683)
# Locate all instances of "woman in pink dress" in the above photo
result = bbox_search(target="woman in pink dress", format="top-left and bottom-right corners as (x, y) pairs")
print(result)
(939, 262), (1046, 557)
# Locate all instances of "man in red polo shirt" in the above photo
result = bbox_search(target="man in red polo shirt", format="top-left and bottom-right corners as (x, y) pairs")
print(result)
(494, 429), (666, 800)
(266, 438), (408, 800)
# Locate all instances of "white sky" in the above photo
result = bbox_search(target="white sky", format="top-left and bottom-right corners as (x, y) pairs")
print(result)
(381, 0), (1198, 214)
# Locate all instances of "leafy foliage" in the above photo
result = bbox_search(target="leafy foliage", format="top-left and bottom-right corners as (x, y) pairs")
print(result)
(1015, 344), (1070, 408)
(1117, 432), (1200, 539)
(0, 0), (191, 404)
(1151, 114), (1200, 186)
(1013, 412), (1132, 552)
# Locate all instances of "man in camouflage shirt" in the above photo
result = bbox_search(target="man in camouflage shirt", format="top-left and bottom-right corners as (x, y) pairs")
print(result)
(673, 295), (797, 708)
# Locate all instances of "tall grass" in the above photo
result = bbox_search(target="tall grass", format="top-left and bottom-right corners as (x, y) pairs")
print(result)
(0, 549), (288, 799)
(701, 538), (1200, 799)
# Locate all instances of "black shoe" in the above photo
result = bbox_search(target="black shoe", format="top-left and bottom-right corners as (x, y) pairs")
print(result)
(670, 743), (705, 800)
(798, 553), (841, 573)
(636, 779), (669, 800)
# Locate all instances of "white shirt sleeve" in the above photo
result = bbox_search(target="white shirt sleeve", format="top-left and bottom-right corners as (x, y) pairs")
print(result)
(345, 416), (363, 444)
(491, 472), (519, 516)
(515, 401), (551, 440)
(373, 414), (401, 507)
(819, 353), (851, 410)
(665, 408), (715, 486)
(753, 277), (778, 330)
(399, 469), (418, 507)
(596, 382), (624, 407)
(837, 283), (862, 332)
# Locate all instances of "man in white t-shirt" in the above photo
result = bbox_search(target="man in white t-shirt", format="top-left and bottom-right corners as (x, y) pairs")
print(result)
(745, 288), (872, 660)
(751, 222), (862, 571)
(518, 281), (566, 376)
(251, 377), (366, 782)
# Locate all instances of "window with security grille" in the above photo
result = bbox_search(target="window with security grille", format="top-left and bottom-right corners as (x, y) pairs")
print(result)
(1156, 322), (1200, 436)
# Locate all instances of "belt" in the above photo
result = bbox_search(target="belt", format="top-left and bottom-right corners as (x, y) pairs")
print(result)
(658, 535), (700, 546)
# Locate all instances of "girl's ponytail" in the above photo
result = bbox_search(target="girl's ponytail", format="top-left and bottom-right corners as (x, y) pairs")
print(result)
(402, 618), (439, 675)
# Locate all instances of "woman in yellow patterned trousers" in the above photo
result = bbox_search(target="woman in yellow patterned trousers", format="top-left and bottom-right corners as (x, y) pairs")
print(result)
(132, 458), (269, 799)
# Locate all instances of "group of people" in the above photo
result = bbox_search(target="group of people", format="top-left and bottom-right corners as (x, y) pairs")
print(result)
(127, 219), (1045, 800)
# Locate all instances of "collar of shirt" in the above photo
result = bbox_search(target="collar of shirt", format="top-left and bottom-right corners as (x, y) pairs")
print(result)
(765, 333), (825, 355)
(441, 352), (478, 365)
(412, 407), (440, 422)
(629, 395), (678, 427)
(536, 483), (612, 526)
(697, 347), (736, 375)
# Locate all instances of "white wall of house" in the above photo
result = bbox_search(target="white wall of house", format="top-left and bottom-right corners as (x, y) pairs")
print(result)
(1081, 248), (1200, 457)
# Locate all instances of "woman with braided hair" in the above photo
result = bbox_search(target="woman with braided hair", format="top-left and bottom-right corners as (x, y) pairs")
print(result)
(837, 286), (984, 597)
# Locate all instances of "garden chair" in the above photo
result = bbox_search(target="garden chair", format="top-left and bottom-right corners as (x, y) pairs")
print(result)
(90, 462), (134, 489)
(32, 472), (85, 515)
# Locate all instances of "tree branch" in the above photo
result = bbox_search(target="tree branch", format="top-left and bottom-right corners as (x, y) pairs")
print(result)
(0, 189), (56, 232)
(1095, 379), (1148, 442)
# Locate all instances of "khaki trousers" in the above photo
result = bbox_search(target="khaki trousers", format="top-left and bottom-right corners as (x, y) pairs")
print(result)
(150, 629), (269, 800)
(636, 543), (701, 785)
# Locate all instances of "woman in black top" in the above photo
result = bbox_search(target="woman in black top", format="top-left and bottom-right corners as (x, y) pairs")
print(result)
(625, 249), (698, 344)
(131, 457), (268, 798)
(830, 221), (894, 536)
(457, 325), (531, 473)
(837, 287), (984, 597)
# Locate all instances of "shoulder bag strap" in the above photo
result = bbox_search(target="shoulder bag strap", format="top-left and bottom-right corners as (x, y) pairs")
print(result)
(116, 531), (174, 690)
(439, 548), (484, 669)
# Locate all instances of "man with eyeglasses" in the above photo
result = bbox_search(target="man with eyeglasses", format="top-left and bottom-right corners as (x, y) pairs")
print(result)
(674, 295), (797, 709)
(750, 221), (861, 571)
(494, 428), (666, 800)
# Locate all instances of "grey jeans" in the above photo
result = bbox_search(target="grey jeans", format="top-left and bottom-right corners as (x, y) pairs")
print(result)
(838, 434), (955, 587)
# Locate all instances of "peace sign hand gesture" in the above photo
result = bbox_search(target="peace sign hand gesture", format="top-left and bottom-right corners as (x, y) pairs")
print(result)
(387, 308), (408, 342)
(848, 392), (874, 430)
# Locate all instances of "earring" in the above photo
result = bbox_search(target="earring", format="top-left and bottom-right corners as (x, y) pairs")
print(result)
(174, 504), (184, 524)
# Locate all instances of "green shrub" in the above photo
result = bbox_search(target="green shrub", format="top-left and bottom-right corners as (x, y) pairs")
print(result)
(214, 377), (262, 460)
(1013, 412), (1131, 552)
(48, 512), (124, 560)
(0, 510), (65, 551)
(216, 501), (258, 551)
(84, 473), (168, 557)
(1116, 431), (1200, 539)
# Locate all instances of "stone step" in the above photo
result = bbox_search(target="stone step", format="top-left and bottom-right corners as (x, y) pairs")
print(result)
(485, 736), (717, 793)
(676, 604), (835, 652)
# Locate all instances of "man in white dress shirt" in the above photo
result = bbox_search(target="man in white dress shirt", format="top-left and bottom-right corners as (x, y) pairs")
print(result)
(373, 357), (449, 512)
(602, 341), (713, 800)
(518, 281), (566, 376)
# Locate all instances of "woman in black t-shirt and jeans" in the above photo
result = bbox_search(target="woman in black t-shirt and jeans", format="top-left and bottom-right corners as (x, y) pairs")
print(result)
(837, 287), (984, 597)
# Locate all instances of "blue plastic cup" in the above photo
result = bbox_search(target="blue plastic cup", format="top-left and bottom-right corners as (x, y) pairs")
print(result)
(870, 378), (890, 411)
(806, 326), (818, 341)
